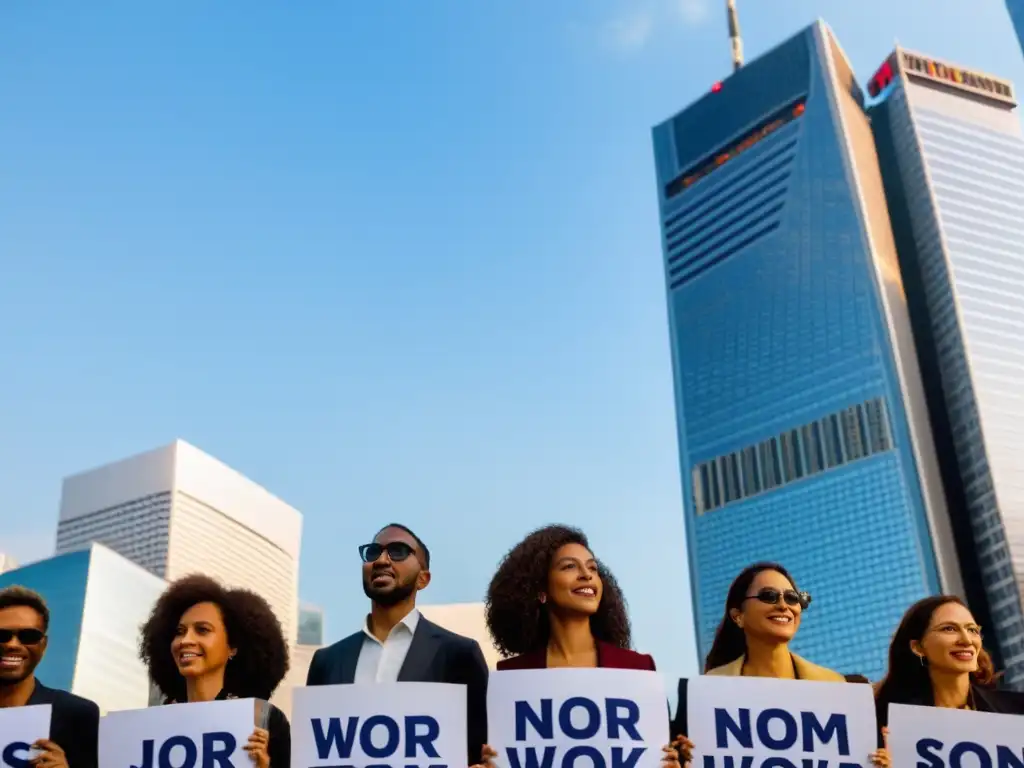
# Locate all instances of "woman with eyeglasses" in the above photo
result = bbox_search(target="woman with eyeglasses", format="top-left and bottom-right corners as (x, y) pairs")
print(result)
(874, 596), (1024, 729)
(140, 575), (291, 768)
(670, 563), (889, 767)
(472, 525), (685, 768)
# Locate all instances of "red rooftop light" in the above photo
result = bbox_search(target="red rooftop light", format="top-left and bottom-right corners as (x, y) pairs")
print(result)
(711, 81), (723, 93)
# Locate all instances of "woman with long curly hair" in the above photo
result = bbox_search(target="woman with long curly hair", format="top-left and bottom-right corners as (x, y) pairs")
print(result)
(485, 525), (638, 669)
(140, 575), (291, 768)
(475, 525), (683, 768)
(875, 596), (1024, 727)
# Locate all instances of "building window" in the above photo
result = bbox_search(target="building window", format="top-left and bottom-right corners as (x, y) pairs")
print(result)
(686, 396), (896, 515)
(709, 460), (722, 508)
(692, 467), (706, 515)
(741, 446), (761, 495)
(803, 422), (824, 474)
(865, 397), (892, 453)
(826, 414), (845, 467)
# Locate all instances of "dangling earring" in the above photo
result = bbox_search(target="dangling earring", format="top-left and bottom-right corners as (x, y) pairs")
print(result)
(538, 594), (547, 605)
(917, 654), (925, 667)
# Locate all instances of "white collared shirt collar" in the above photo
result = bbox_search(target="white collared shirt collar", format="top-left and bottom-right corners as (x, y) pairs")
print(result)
(361, 607), (420, 644)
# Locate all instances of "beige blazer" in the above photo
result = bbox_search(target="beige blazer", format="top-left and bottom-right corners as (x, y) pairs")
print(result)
(706, 653), (845, 682)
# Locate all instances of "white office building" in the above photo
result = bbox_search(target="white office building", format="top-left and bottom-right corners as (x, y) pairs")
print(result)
(55, 440), (303, 644)
(870, 48), (1024, 686)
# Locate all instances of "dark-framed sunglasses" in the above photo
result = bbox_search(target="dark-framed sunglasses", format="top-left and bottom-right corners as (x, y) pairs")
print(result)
(0, 628), (45, 645)
(744, 587), (811, 610)
(358, 541), (415, 564)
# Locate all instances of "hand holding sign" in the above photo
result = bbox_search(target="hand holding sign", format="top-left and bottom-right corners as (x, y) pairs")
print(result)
(27, 740), (68, 768)
(671, 736), (693, 767)
(0, 704), (51, 768)
(867, 727), (890, 768)
(242, 728), (270, 768)
(99, 697), (259, 768)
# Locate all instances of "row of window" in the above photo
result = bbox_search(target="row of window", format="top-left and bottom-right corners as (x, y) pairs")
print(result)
(691, 397), (894, 515)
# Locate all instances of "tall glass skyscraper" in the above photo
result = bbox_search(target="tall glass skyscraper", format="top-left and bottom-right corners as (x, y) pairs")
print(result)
(1009, 1), (1024, 58)
(651, 22), (963, 679)
(869, 48), (1024, 688)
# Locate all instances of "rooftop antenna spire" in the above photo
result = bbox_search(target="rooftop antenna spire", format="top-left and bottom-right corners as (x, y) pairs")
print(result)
(727, 0), (743, 71)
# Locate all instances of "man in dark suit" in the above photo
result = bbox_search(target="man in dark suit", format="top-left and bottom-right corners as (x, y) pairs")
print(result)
(306, 523), (489, 763)
(0, 586), (100, 768)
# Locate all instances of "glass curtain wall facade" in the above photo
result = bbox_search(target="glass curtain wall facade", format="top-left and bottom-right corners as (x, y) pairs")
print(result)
(1009, 0), (1024, 58)
(651, 22), (961, 679)
(0, 544), (165, 712)
(870, 49), (1024, 688)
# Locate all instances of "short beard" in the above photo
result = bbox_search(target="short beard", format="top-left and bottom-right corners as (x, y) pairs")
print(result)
(0, 663), (37, 688)
(363, 577), (417, 607)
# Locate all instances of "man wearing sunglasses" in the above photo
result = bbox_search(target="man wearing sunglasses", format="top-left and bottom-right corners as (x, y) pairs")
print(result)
(0, 586), (100, 768)
(306, 523), (489, 763)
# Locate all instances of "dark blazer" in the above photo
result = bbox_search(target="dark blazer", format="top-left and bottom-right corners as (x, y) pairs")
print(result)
(496, 641), (656, 671)
(27, 680), (100, 768)
(306, 616), (489, 764)
(211, 690), (291, 768)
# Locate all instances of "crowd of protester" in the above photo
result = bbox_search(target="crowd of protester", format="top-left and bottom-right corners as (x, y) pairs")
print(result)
(1, 522), (1021, 768)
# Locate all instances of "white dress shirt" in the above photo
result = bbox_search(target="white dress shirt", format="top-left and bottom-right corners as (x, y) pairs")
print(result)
(354, 608), (421, 683)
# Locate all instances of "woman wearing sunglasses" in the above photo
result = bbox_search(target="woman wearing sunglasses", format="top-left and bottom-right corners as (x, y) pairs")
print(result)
(140, 575), (291, 768)
(671, 563), (889, 767)
(874, 596), (1024, 728)
(702, 561), (839, 679)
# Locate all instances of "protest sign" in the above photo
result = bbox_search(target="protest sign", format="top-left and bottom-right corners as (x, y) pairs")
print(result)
(888, 702), (1024, 768)
(0, 705), (50, 768)
(100, 698), (258, 768)
(292, 682), (468, 768)
(687, 676), (877, 768)
(488, 668), (669, 768)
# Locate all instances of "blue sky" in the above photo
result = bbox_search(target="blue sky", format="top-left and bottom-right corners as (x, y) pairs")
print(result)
(2, 1), (1023, 688)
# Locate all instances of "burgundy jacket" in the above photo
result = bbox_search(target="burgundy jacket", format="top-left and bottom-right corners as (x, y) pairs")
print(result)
(497, 641), (656, 671)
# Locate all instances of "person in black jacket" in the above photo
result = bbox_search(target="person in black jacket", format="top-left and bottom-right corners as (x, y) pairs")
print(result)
(0, 585), (100, 768)
(140, 575), (291, 768)
(306, 523), (489, 765)
(875, 595), (1024, 731)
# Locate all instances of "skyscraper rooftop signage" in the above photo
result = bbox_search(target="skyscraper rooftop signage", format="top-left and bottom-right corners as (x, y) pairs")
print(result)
(867, 49), (1015, 105)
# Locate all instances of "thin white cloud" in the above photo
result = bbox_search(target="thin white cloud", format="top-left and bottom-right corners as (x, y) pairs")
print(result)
(601, 10), (656, 52)
(598, 0), (711, 54)
(675, 0), (711, 25)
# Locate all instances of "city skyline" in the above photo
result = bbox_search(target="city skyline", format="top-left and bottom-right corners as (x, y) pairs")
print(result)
(4, 2), (1024, 688)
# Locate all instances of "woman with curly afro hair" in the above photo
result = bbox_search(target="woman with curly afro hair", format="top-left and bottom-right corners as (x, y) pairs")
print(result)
(474, 525), (683, 768)
(140, 575), (291, 768)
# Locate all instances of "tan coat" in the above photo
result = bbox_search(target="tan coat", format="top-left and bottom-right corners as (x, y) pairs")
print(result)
(706, 653), (845, 682)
